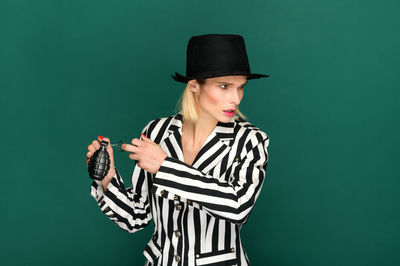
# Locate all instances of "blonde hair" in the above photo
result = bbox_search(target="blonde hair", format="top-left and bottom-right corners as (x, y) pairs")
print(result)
(175, 79), (247, 124)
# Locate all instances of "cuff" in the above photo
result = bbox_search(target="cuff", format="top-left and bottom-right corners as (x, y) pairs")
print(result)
(90, 169), (118, 203)
(152, 156), (202, 209)
(90, 171), (120, 219)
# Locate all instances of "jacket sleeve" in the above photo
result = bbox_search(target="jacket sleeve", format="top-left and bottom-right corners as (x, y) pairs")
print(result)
(152, 131), (270, 225)
(89, 121), (153, 233)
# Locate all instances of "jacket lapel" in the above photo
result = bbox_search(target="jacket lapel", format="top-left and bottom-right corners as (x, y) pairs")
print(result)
(158, 112), (235, 174)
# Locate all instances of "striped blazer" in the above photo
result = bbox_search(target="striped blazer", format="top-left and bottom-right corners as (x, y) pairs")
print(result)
(90, 112), (270, 266)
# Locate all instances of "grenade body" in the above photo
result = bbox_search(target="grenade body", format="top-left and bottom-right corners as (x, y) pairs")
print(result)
(88, 140), (111, 181)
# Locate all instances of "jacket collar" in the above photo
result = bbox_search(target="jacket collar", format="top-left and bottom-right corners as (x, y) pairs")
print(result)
(167, 111), (235, 141)
(160, 111), (236, 173)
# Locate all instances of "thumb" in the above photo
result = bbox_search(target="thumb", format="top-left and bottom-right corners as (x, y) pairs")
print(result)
(141, 133), (152, 142)
(98, 135), (113, 154)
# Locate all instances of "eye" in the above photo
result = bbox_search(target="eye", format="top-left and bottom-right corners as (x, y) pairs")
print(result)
(219, 84), (228, 89)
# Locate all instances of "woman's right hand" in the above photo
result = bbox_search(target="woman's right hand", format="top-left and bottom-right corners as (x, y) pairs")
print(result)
(86, 135), (116, 190)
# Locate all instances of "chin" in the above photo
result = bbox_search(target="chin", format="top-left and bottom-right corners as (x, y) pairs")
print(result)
(221, 115), (234, 122)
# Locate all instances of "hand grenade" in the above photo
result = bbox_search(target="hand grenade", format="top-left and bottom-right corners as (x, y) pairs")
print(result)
(88, 140), (111, 181)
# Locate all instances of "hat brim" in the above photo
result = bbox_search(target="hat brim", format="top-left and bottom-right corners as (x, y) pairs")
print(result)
(171, 72), (269, 84)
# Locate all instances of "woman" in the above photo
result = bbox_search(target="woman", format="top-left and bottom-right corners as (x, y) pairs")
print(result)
(86, 34), (270, 266)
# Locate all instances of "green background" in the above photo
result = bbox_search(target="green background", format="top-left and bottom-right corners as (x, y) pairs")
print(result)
(1, 0), (399, 265)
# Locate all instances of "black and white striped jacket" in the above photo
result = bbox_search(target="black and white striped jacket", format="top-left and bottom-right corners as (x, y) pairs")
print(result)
(90, 112), (270, 266)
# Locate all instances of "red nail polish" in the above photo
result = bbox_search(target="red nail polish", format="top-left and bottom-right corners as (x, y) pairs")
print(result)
(141, 133), (146, 138)
(98, 135), (104, 140)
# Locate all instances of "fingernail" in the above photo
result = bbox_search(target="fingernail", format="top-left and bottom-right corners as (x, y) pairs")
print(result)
(141, 133), (146, 139)
(98, 135), (104, 140)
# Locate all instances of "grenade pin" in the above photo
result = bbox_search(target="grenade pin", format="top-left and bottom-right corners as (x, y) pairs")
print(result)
(110, 140), (126, 152)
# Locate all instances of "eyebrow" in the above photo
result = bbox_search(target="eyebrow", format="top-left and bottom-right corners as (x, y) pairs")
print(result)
(216, 81), (248, 86)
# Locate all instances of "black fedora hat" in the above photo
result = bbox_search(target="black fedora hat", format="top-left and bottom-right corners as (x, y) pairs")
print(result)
(171, 34), (269, 83)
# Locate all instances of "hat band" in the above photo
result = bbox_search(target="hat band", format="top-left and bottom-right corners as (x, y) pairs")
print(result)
(186, 70), (252, 80)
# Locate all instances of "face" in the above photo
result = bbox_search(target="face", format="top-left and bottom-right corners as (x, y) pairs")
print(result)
(189, 75), (248, 123)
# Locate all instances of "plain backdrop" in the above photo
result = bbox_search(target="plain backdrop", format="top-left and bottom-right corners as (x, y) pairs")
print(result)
(1, 0), (399, 265)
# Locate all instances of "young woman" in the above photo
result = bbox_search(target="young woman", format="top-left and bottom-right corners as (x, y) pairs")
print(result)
(86, 34), (270, 266)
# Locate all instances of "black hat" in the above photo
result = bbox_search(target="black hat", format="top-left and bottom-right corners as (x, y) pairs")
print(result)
(171, 34), (269, 83)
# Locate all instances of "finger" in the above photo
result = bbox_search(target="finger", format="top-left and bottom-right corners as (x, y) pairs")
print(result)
(92, 139), (100, 150)
(131, 138), (141, 147)
(128, 152), (139, 161)
(122, 143), (139, 153)
(88, 144), (96, 153)
(86, 151), (93, 158)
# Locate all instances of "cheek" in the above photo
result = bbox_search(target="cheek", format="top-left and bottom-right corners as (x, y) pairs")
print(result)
(205, 90), (221, 104)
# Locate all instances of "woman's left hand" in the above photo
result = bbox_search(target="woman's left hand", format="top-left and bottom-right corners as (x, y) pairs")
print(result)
(121, 134), (168, 174)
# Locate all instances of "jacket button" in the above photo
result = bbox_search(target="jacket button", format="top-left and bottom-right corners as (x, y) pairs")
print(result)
(174, 195), (179, 200)
(235, 157), (239, 162)
(160, 189), (165, 195)
(175, 204), (182, 210)
(196, 254), (200, 258)
(231, 247), (235, 252)
(175, 255), (181, 262)
(187, 199), (192, 205)
(174, 230), (181, 238)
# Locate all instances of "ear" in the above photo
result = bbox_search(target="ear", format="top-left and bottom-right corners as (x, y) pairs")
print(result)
(187, 80), (199, 93)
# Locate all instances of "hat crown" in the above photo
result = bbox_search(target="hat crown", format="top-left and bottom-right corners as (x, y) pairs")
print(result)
(186, 34), (250, 77)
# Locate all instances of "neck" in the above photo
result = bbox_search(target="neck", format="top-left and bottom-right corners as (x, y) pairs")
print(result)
(182, 111), (218, 148)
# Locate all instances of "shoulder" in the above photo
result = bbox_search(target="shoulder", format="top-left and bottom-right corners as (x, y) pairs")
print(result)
(234, 116), (270, 149)
(140, 114), (177, 139)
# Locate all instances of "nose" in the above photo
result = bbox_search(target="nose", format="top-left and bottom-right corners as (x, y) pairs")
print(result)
(230, 88), (241, 105)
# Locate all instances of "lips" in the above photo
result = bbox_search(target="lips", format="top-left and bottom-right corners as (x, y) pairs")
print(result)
(223, 110), (235, 117)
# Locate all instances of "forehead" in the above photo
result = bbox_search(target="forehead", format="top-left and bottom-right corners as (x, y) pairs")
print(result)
(206, 75), (248, 84)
